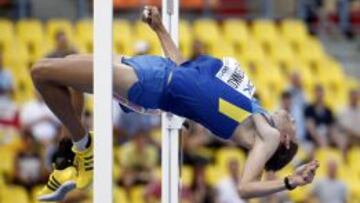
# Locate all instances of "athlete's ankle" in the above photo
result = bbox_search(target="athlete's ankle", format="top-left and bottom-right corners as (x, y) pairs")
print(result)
(73, 134), (90, 151)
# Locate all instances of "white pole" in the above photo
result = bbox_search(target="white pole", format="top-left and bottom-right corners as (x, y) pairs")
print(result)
(161, 1), (182, 203)
(93, 0), (113, 202)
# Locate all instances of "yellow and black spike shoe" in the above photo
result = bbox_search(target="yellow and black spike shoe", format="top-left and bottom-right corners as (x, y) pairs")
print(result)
(37, 166), (77, 201)
(72, 132), (94, 189)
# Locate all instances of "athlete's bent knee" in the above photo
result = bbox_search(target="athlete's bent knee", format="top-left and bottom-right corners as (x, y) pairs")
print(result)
(31, 59), (55, 83)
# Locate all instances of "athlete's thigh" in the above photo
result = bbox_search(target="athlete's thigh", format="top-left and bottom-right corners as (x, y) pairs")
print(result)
(113, 56), (139, 99)
(40, 54), (136, 97)
(40, 57), (94, 93)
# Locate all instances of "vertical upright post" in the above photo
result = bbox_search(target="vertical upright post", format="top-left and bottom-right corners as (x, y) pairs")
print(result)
(161, 0), (181, 203)
(93, 0), (113, 203)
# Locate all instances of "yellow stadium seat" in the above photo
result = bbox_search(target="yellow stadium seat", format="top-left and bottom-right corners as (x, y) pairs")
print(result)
(134, 21), (161, 55)
(223, 19), (249, 51)
(307, 58), (347, 109)
(113, 19), (134, 55)
(347, 147), (360, 173)
(267, 40), (296, 68)
(46, 19), (74, 47)
(182, 166), (194, 187)
(251, 20), (279, 47)
(130, 186), (145, 203)
(3, 41), (30, 69)
(254, 83), (278, 110)
(280, 19), (309, 46)
(288, 184), (313, 202)
(193, 18), (220, 47)
(114, 187), (130, 203)
(133, 20), (157, 42)
(0, 18), (14, 52)
(315, 148), (343, 177)
(297, 37), (325, 64)
(0, 171), (4, 186)
(322, 63), (347, 109)
(1, 185), (29, 203)
(256, 62), (286, 98)
(0, 146), (16, 178)
(16, 19), (45, 62)
(76, 19), (93, 53)
(346, 77), (359, 90)
(31, 185), (44, 203)
(346, 179), (360, 201)
(13, 69), (36, 104)
(205, 164), (223, 186)
(209, 41), (235, 58)
(16, 19), (43, 42)
(238, 40), (266, 66)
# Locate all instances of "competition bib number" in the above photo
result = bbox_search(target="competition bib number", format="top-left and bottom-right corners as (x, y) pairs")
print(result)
(216, 57), (256, 99)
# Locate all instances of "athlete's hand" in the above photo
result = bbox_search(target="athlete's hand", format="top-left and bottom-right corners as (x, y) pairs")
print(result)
(142, 6), (163, 31)
(288, 160), (319, 188)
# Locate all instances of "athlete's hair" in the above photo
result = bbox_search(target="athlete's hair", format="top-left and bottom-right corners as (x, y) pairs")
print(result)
(265, 141), (298, 171)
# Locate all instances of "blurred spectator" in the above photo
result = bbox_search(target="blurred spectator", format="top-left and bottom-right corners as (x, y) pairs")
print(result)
(280, 90), (292, 112)
(191, 164), (217, 203)
(0, 91), (18, 128)
(46, 30), (77, 58)
(119, 131), (158, 189)
(338, 89), (360, 144)
(0, 70), (18, 136)
(305, 85), (335, 147)
(287, 72), (307, 142)
(144, 180), (161, 203)
(191, 40), (205, 60)
(216, 159), (245, 203)
(0, 52), (13, 95)
(182, 121), (213, 166)
(20, 92), (60, 143)
(188, 164), (216, 203)
(12, 131), (47, 191)
(133, 40), (150, 55)
(311, 159), (347, 203)
(299, 0), (325, 34)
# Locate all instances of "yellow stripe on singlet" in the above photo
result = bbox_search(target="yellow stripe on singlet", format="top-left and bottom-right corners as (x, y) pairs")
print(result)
(218, 98), (251, 123)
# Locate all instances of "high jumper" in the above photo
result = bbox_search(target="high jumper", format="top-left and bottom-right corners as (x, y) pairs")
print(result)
(31, 6), (319, 201)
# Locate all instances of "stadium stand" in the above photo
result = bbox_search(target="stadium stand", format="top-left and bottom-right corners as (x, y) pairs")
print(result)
(0, 17), (359, 203)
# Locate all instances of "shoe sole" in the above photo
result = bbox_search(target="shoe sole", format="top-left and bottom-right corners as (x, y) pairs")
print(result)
(38, 181), (76, 202)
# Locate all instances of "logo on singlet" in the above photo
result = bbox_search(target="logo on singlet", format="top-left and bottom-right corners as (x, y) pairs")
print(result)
(216, 57), (256, 99)
(218, 65), (229, 77)
(227, 68), (244, 89)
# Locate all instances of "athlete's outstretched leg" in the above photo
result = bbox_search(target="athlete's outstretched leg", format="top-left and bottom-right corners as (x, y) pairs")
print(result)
(31, 57), (92, 141)
(31, 55), (137, 141)
(31, 56), (93, 201)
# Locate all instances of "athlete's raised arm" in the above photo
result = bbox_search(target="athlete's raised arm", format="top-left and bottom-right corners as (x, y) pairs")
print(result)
(239, 137), (319, 198)
(142, 6), (185, 65)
